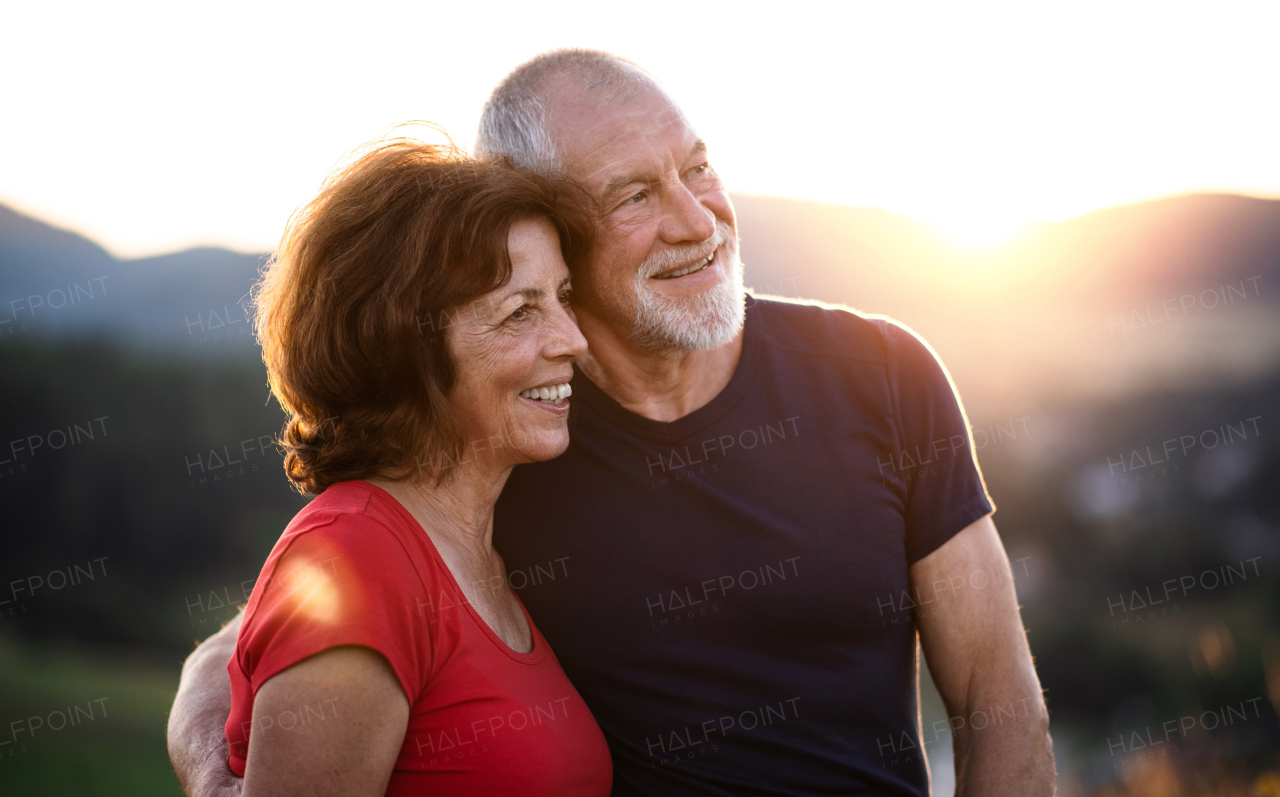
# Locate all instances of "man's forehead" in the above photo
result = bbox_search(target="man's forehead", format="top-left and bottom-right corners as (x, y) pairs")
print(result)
(544, 84), (697, 185)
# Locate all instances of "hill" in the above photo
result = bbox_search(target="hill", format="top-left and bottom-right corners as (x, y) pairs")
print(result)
(3, 193), (1279, 403)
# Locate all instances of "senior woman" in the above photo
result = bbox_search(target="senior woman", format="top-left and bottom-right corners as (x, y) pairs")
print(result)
(221, 137), (612, 796)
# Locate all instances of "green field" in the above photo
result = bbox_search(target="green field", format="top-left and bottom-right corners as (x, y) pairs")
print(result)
(0, 636), (185, 796)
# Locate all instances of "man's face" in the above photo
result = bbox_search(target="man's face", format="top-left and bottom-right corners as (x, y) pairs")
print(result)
(544, 80), (744, 354)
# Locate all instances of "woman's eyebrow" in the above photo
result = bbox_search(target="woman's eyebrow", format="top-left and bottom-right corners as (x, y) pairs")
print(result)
(506, 275), (571, 301)
(508, 287), (543, 301)
(496, 287), (546, 306)
(493, 276), (571, 309)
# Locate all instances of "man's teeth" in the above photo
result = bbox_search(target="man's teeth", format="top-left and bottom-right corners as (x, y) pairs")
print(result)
(519, 383), (572, 405)
(655, 253), (713, 280)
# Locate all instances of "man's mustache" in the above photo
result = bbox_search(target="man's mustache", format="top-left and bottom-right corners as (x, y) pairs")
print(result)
(637, 221), (736, 279)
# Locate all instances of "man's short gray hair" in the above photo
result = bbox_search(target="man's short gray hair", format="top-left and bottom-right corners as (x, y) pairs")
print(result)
(476, 48), (654, 175)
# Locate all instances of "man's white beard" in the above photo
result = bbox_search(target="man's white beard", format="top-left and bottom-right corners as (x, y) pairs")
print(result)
(629, 221), (745, 355)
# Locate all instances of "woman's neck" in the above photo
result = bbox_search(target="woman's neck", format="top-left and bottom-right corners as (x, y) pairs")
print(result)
(368, 455), (511, 557)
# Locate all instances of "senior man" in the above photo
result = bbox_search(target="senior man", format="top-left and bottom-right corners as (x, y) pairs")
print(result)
(169, 50), (1054, 796)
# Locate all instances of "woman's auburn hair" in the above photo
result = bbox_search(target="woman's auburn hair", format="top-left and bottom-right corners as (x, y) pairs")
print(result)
(251, 132), (593, 494)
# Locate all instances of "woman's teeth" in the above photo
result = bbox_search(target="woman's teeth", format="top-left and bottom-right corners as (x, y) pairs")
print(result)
(520, 383), (572, 405)
(655, 252), (714, 280)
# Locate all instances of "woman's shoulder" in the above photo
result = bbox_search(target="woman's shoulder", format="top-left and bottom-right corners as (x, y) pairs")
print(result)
(289, 479), (405, 527)
(254, 481), (438, 608)
(278, 481), (420, 552)
(235, 481), (439, 700)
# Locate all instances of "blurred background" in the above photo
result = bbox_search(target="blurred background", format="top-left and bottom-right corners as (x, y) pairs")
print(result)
(2, 1), (1278, 795)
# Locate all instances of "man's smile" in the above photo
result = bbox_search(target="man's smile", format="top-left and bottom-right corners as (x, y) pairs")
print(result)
(652, 249), (716, 280)
(653, 250), (715, 280)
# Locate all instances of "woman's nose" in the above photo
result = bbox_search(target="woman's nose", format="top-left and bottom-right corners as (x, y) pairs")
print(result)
(546, 302), (588, 360)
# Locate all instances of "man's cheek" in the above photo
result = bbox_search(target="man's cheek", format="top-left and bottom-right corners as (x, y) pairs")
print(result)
(607, 214), (654, 237)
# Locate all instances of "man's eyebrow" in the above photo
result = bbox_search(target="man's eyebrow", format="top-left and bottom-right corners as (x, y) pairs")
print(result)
(600, 172), (652, 203)
(598, 141), (709, 204)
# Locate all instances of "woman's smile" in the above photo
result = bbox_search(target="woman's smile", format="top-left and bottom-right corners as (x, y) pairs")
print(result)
(518, 380), (573, 407)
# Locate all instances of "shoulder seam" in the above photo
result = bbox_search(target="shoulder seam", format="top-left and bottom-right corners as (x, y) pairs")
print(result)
(751, 298), (891, 364)
(754, 335), (886, 365)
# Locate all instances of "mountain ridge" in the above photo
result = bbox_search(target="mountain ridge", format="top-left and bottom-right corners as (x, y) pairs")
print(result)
(2, 194), (1277, 391)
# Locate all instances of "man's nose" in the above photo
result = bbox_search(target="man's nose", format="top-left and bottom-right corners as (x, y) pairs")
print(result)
(659, 181), (717, 245)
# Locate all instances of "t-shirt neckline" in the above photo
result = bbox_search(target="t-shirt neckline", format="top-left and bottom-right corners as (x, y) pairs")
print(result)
(572, 301), (763, 444)
(347, 480), (545, 665)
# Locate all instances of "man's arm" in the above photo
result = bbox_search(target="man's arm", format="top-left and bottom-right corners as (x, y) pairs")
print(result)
(168, 613), (243, 797)
(912, 515), (1056, 796)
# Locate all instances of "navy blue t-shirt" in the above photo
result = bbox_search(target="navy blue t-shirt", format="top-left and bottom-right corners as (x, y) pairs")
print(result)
(493, 297), (994, 796)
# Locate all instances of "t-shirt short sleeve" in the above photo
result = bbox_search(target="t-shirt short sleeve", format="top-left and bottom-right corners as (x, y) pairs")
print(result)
(235, 512), (429, 704)
(877, 318), (995, 563)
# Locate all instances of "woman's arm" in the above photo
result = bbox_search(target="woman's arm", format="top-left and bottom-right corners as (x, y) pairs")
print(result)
(242, 646), (409, 797)
(168, 613), (244, 797)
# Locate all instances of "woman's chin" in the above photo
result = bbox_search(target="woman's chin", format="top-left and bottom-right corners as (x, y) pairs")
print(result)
(513, 430), (571, 464)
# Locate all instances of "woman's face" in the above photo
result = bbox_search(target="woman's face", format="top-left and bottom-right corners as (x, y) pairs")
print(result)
(446, 217), (588, 470)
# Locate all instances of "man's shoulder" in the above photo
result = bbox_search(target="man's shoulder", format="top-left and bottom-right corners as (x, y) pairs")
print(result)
(749, 294), (917, 364)
(750, 295), (953, 385)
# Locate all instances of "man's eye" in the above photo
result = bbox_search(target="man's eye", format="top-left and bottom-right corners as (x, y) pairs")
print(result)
(558, 289), (573, 305)
(625, 191), (646, 204)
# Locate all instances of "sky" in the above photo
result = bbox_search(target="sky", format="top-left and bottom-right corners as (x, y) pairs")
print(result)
(3, 0), (1279, 258)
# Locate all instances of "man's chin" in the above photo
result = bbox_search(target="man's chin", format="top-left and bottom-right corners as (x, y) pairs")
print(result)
(631, 283), (745, 354)
(626, 240), (745, 354)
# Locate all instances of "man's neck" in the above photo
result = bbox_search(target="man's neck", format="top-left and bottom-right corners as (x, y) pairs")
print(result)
(574, 308), (745, 423)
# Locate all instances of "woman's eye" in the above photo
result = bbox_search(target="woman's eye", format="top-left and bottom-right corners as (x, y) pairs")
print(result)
(508, 305), (529, 322)
(558, 289), (573, 305)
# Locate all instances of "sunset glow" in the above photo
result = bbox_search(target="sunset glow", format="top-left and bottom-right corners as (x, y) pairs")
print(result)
(920, 214), (1036, 254)
(2, 1), (1278, 258)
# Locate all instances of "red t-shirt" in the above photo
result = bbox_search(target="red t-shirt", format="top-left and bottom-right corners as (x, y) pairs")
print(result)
(226, 481), (612, 796)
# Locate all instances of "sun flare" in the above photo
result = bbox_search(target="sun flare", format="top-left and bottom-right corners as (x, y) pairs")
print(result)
(918, 212), (1037, 254)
